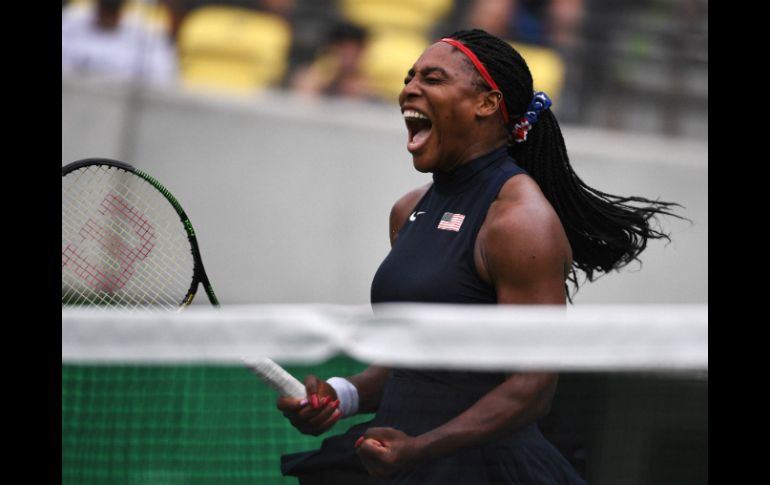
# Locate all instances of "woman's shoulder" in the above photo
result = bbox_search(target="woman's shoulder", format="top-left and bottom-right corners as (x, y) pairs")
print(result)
(490, 174), (557, 223)
(480, 174), (572, 267)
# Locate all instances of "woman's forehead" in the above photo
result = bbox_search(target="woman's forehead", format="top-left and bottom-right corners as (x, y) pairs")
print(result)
(410, 42), (470, 75)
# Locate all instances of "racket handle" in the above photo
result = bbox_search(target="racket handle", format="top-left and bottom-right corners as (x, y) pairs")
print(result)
(243, 357), (306, 398)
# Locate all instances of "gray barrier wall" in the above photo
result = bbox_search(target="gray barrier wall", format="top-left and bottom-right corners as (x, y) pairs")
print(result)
(63, 77), (707, 304)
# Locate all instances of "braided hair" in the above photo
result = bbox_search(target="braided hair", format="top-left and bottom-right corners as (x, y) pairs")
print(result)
(445, 29), (683, 300)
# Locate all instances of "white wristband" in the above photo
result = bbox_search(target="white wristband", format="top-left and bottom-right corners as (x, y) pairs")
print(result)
(326, 377), (359, 418)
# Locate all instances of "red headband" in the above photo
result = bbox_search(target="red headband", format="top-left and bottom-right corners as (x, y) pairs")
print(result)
(439, 37), (510, 124)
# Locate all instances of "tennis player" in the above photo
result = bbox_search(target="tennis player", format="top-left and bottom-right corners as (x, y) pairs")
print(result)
(277, 29), (678, 483)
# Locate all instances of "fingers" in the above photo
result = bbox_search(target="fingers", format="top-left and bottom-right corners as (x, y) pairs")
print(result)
(354, 430), (386, 451)
(355, 434), (390, 478)
(302, 375), (338, 410)
(301, 396), (335, 423)
(355, 428), (415, 478)
(354, 428), (405, 458)
(358, 438), (386, 455)
(276, 396), (308, 413)
(315, 404), (343, 431)
(277, 375), (343, 436)
(304, 375), (320, 405)
(358, 427), (393, 443)
(280, 395), (342, 436)
(294, 400), (342, 436)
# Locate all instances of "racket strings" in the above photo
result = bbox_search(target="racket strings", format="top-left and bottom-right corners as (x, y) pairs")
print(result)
(63, 164), (196, 309)
(63, 185), (192, 308)
(85, 174), (194, 306)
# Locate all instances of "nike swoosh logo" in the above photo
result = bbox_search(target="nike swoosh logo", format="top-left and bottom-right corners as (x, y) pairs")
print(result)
(409, 211), (426, 221)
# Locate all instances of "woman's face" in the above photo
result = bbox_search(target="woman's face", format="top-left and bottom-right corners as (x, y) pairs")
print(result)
(398, 42), (487, 173)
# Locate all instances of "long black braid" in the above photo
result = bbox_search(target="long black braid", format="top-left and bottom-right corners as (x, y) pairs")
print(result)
(446, 29), (684, 299)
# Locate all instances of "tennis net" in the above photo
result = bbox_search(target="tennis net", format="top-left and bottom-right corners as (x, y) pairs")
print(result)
(62, 304), (707, 484)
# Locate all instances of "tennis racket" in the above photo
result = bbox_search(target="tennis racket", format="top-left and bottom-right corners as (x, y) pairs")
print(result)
(62, 158), (219, 310)
(243, 357), (307, 398)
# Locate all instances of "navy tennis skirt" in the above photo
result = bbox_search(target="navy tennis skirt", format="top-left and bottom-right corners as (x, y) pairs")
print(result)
(281, 370), (587, 485)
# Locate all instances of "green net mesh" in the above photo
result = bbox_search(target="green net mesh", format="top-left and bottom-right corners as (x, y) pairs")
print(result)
(62, 356), (372, 485)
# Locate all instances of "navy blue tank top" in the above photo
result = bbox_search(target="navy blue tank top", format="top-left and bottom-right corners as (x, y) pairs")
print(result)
(371, 145), (526, 305)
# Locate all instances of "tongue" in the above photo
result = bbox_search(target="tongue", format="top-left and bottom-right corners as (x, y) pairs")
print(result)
(408, 126), (432, 152)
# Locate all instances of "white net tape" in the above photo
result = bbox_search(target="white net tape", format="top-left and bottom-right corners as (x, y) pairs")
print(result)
(62, 304), (707, 374)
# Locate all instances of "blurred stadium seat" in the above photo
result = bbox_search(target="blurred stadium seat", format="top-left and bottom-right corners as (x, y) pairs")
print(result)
(340, 0), (453, 35)
(510, 41), (566, 104)
(176, 5), (291, 93)
(359, 30), (430, 102)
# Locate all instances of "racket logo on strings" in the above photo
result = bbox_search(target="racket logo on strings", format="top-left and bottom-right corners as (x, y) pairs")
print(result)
(62, 193), (156, 293)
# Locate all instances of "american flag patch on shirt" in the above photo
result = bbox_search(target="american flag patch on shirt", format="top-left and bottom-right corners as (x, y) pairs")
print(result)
(437, 212), (465, 232)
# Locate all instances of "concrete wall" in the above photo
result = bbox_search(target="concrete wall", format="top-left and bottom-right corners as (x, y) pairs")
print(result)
(63, 77), (707, 304)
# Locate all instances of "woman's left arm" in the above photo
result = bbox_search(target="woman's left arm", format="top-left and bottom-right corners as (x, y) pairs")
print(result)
(357, 371), (558, 477)
(357, 178), (572, 477)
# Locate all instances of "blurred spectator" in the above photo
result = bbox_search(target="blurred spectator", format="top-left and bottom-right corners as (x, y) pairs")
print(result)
(258, 0), (294, 16)
(545, 0), (583, 48)
(463, 0), (584, 120)
(464, 0), (583, 49)
(289, 21), (376, 100)
(62, 0), (178, 85)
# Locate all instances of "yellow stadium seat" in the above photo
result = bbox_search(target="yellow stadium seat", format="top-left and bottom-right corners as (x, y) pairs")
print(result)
(341, 0), (453, 35)
(509, 42), (565, 104)
(176, 6), (291, 93)
(359, 30), (430, 102)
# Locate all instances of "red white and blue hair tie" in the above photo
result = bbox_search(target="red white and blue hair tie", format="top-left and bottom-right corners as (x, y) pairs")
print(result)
(513, 91), (552, 143)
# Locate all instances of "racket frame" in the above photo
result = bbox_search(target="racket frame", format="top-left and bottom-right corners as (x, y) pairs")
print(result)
(62, 158), (220, 308)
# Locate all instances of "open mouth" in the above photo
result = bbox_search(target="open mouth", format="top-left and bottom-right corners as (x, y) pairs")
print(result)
(403, 109), (433, 153)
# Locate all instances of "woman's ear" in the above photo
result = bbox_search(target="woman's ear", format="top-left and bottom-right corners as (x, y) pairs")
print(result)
(476, 90), (504, 119)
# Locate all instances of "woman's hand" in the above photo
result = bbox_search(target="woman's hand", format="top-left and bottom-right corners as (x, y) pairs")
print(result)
(355, 427), (422, 477)
(276, 375), (341, 436)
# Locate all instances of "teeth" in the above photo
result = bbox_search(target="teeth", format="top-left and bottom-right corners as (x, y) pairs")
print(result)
(403, 109), (429, 120)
